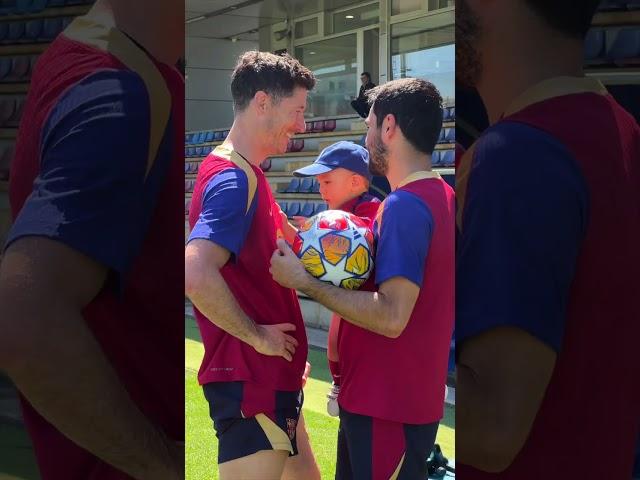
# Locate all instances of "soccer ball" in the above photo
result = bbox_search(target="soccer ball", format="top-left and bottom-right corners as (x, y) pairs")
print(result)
(292, 210), (375, 289)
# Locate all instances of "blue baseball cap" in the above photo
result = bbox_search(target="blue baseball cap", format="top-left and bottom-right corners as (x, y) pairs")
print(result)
(293, 141), (372, 180)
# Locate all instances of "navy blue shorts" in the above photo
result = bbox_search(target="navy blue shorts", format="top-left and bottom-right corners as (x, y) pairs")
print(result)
(336, 406), (439, 480)
(203, 381), (303, 464)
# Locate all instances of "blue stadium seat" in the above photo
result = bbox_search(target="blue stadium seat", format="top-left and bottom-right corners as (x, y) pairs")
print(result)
(445, 128), (455, 143)
(438, 128), (446, 143)
(214, 131), (223, 141)
(450, 107), (455, 120)
(300, 202), (314, 217)
(41, 17), (63, 41)
(25, 19), (43, 41)
(584, 29), (605, 60)
(222, 130), (229, 139)
(7, 21), (25, 42)
(607, 28), (640, 63)
(185, 133), (192, 144)
(195, 146), (203, 156)
(281, 177), (301, 193)
(432, 150), (441, 167)
(441, 150), (454, 167)
(279, 202), (289, 216)
(288, 202), (301, 217)
(10, 56), (29, 79)
(204, 131), (214, 143)
(187, 147), (196, 157)
(299, 177), (314, 193)
(443, 107), (452, 122)
(312, 179), (320, 193)
(0, 57), (11, 80)
(0, 98), (15, 126)
(315, 203), (327, 214)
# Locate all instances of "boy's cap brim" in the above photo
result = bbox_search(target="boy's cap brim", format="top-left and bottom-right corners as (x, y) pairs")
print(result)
(293, 163), (334, 177)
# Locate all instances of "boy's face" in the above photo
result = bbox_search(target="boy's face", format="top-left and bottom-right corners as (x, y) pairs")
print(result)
(317, 168), (365, 210)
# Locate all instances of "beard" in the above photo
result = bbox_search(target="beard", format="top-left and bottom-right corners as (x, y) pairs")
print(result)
(456, 0), (483, 89)
(368, 129), (389, 177)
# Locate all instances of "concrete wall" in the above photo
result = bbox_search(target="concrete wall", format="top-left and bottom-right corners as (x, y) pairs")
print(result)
(185, 37), (258, 131)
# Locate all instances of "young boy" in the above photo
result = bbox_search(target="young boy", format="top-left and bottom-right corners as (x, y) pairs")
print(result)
(279, 141), (380, 415)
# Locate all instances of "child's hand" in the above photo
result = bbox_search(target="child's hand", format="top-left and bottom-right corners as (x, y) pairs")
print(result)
(279, 210), (298, 244)
(291, 216), (307, 228)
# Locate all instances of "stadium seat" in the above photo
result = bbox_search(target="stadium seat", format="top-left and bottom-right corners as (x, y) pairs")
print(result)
(445, 128), (455, 143)
(0, 57), (11, 80)
(9, 96), (24, 123)
(450, 107), (455, 120)
(438, 128), (446, 143)
(585, 29), (605, 60)
(41, 17), (63, 41)
(281, 177), (301, 193)
(185, 198), (191, 215)
(24, 19), (43, 41)
(607, 28), (640, 63)
(187, 147), (196, 157)
(443, 108), (452, 122)
(312, 121), (323, 133)
(300, 202), (314, 217)
(287, 202), (301, 217)
(10, 56), (30, 80)
(204, 131), (214, 143)
(305, 121), (313, 133)
(61, 16), (73, 29)
(222, 130), (229, 139)
(314, 203), (327, 214)
(0, 98), (15, 126)
(185, 133), (192, 144)
(323, 119), (336, 132)
(441, 150), (454, 167)
(194, 146), (203, 157)
(432, 150), (441, 167)
(279, 202), (288, 216)
(290, 139), (304, 152)
(260, 157), (271, 172)
(312, 179), (320, 193)
(184, 162), (190, 173)
(213, 131), (223, 141)
(7, 21), (25, 42)
(299, 177), (314, 193)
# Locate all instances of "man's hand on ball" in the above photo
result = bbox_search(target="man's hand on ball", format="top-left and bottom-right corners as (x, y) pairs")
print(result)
(270, 238), (311, 290)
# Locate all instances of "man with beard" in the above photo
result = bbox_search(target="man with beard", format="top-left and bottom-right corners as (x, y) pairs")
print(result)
(270, 78), (455, 480)
(455, 0), (640, 478)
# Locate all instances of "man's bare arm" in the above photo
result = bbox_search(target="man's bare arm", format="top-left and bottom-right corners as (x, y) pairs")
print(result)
(270, 239), (419, 338)
(0, 237), (181, 480)
(185, 239), (298, 361)
(456, 327), (556, 472)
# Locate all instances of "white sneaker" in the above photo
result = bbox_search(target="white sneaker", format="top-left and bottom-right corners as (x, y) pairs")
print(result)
(326, 383), (340, 417)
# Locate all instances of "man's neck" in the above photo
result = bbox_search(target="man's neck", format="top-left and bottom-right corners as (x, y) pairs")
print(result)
(386, 146), (430, 191)
(88, 0), (180, 65)
(224, 117), (268, 167)
(477, 30), (583, 124)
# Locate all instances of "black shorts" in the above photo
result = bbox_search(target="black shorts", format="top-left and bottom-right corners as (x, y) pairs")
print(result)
(336, 406), (439, 480)
(203, 381), (303, 464)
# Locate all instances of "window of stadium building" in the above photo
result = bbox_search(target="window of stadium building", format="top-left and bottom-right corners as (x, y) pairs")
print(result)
(331, 3), (379, 35)
(295, 34), (358, 118)
(391, 0), (453, 15)
(391, 23), (454, 104)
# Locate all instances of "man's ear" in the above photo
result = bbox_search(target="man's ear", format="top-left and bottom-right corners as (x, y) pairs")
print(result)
(382, 113), (397, 143)
(253, 91), (269, 115)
